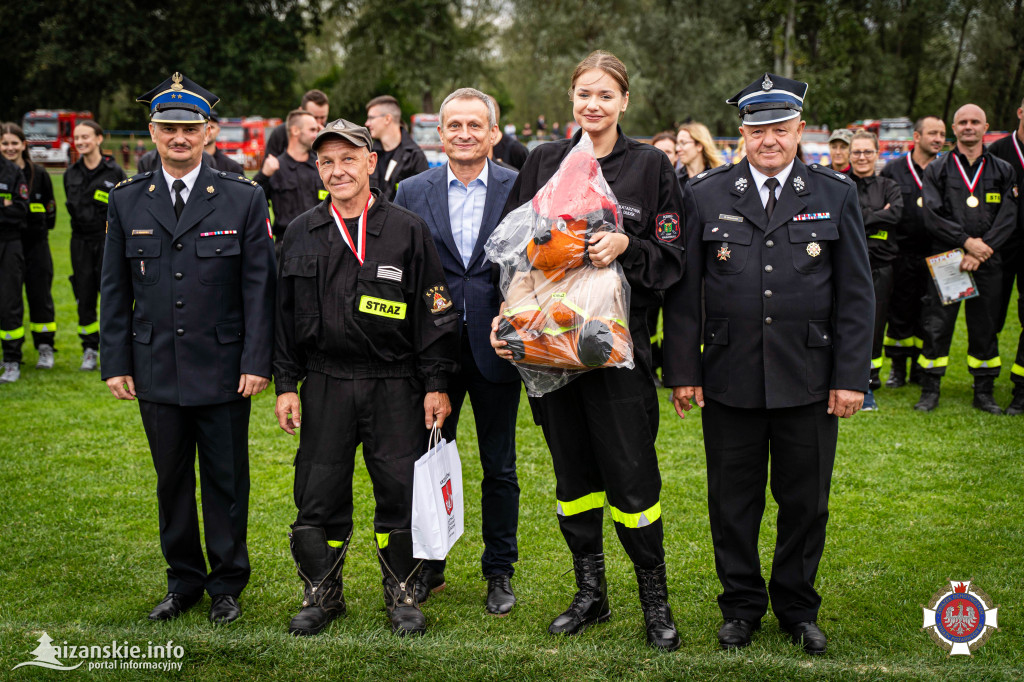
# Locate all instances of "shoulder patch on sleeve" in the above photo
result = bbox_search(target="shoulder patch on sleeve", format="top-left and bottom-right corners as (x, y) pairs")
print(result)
(690, 163), (732, 185)
(809, 163), (854, 185)
(423, 283), (453, 314)
(655, 213), (681, 242)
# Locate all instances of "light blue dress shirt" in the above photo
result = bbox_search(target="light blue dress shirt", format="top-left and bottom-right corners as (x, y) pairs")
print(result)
(447, 162), (489, 269)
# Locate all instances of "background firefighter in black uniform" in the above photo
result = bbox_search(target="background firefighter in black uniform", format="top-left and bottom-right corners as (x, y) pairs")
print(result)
(64, 119), (126, 371)
(880, 116), (947, 388)
(0, 155), (29, 383)
(664, 73), (873, 655)
(274, 119), (458, 638)
(917, 103), (1018, 414)
(987, 98), (1024, 415)
(254, 109), (323, 248)
(2, 123), (57, 373)
(365, 95), (429, 201)
(491, 51), (686, 651)
(849, 130), (903, 410)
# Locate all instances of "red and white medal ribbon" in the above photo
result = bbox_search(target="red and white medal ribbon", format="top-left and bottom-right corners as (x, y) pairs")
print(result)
(330, 196), (373, 265)
(906, 153), (923, 190)
(1012, 133), (1024, 171)
(953, 154), (985, 197)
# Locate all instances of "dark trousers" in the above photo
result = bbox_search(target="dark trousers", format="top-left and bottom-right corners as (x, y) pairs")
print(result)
(702, 398), (838, 625)
(428, 325), (520, 577)
(1, 240), (25, 362)
(21, 233), (56, 348)
(293, 371), (426, 543)
(138, 398), (252, 597)
(919, 256), (1002, 377)
(533, 338), (665, 569)
(995, 235), (1024, 386)
(70, 236), (103, 350)
(870, 263), (894, 366)
(885, 252), (929, 365)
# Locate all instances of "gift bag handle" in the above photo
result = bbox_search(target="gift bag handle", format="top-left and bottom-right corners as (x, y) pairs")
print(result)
(427, 423), (442, 452)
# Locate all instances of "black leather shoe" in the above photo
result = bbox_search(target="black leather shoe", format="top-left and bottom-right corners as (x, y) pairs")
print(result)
(209, 594), (241, 624)
(717, 618), (760, 649)
(783, 620), (827, 655)
(148, 592), (202, 621)
(416, 565), (446, 604)
(486, 574), (516, 616)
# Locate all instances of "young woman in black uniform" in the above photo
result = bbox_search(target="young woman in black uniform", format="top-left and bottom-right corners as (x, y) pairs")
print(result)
(491, 50), (688, 650)
(1, 123), (57, 369)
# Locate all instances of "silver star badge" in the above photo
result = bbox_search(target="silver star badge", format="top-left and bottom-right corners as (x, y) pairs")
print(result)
(793, 176), (805, 192)
(762, 74), (773, 91)
(735, 177), (748, 193)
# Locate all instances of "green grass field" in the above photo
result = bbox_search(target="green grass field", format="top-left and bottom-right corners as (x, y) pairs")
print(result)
(0, 175), (1022, 680)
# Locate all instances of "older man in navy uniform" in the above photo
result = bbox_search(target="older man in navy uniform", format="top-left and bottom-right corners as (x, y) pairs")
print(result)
(663, 73), (873, 654)
(100, 73), (276, 625)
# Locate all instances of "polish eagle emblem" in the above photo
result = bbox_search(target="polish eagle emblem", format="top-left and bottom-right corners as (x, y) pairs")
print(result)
(922, 580), (999, 655)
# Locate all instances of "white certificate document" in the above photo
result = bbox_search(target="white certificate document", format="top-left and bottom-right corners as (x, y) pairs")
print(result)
(926, 249), (979, 306)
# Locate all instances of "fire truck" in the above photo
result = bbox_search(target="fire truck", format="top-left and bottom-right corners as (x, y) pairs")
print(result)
(21, 110), (94, 164)
(410, 113), (447, 168)
(848, 117), (914, 165)
(216, 117), (281, 171)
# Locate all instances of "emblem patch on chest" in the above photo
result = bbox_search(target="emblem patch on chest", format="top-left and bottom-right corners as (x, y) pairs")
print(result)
(717, 245), (732, 261)
(424, 284), (453, 314)
(806, 242), (822, 257)
(655, 213), (680, 242)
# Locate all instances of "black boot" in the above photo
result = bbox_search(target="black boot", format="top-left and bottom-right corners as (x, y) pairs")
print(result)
(288, 527), (350, 636)
(378, 530), (426, 636)
(635, 564), (680, 651)
(885, 359), (907, 388)
(869, 367), (881, 390)
(1006, 386), (1024, 416)
(914, 375), (941, 412)
(909, 359), (923, 385)
(972, 376), (1003, 414)
(548, 553), (611, 635)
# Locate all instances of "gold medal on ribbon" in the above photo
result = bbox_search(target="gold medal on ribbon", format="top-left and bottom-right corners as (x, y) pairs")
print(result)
(966, 195), (979, 208)
(917, 197), (923, 208)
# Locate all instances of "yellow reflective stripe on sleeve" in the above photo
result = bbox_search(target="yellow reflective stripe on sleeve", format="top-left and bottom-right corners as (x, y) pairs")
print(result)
(78, 322), (100, 335)
(29, 322), (56, 333)
(609, 501), (662, 528)
(318, 189), (329, 200)
(556, 491), (606, 517)
(29, 203), (46, 213)
(358, 295), (406, 320)
(966, 355), (1002, 369)
(376, 532), (390, 549)
(871, 356), (883, 369)
(1011, 363), (1024, 377)
(1, 326), (25, 340)
(503, 304), (542, 317)
(917, 355), (949, 369)
(93, 189), (109, 204)
(869, 230), (888, 240)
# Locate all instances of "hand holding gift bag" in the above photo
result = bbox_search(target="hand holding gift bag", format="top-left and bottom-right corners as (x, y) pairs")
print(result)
(412, 425), (464, 560)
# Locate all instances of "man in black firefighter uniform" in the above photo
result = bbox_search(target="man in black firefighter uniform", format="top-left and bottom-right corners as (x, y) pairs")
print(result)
(255, 109), (323, 246)
(664, 73), (874, 655)
(987, 97), (1024, 415)
(880, 115), (947, 388)
(100, 73), (276, 624)
(365, 95), (429, 201)
(0, 156), (29, 383)
(274, 119), (459, 638)
(917, 103), (1018, 413)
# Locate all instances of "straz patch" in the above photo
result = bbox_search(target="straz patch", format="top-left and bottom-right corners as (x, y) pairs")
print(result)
(985, 192), (1001, 204)
(199, 230), (238, 238)
(359, 295), (407, 320)
(131, 229), (154, 236)
(792, 212), (831, 222)
(424, 284), (453, 314)
(93, 189), (110, 204)
(619, 203), (642, 221)
(655, 213), (680, 242)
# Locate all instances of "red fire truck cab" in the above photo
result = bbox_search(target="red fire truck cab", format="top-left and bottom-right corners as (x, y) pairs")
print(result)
(216, 117), (281, 171)
(22, 110), (94, 165)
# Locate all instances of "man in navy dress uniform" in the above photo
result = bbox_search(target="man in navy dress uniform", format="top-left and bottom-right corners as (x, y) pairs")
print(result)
(394, 87), (521, 615)
(663, 73), (874, 655)
(100, 73), (276, 624)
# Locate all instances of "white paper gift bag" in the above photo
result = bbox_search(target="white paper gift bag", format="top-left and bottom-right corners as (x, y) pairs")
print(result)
(411, 425), (464, 560)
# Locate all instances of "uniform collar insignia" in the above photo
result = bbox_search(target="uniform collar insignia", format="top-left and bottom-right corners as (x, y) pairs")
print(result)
(734, 176), (748, 193)
(793, 175), (805, 192)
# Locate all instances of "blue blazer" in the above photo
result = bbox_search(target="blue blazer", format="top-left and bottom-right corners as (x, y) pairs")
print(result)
(394, 160), (520, 384)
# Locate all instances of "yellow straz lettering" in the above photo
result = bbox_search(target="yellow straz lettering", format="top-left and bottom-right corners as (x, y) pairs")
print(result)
(985, 192), (1001, 203)
(30, 203), (45, 213)
(318, 189), (329, 200)
(869, 230), (888, 240)
(359, 295), (407, 320)
(94, 189), (110, 204)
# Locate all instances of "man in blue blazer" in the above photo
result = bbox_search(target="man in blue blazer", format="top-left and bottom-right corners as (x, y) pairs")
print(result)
(394, 87), (521, 615)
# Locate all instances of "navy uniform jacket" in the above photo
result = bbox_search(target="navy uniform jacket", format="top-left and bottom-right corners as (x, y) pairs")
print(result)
(100, 164), (277, 406)
(663, 158), (874, 409)
(393, 159), (520, 384)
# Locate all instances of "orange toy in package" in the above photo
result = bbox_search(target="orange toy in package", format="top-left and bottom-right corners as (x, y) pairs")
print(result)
(485, 134), (633, 396)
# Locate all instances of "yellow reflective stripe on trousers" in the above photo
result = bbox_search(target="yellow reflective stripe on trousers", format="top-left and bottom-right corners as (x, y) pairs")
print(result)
(1012, 363), (1024, 377)
(327, 539), (345, 548)
(78, 322), (100, 335)
(871, 356), (883, 369)
(609, 501), (662, 528)
(917, 355), (949, 369)
(967, 355), (1002, 369)
(556, 491), (606, 517)
(884, 335), (920, 348)
(1, 326), (25, 340)
(29, 322), (56, 333)
(376, 532), (390, 549)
